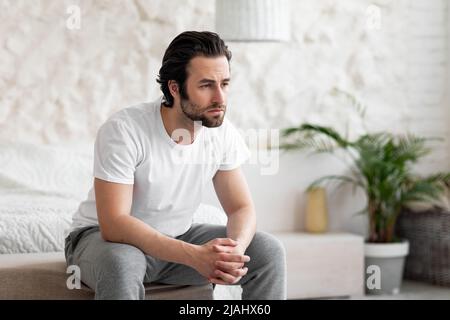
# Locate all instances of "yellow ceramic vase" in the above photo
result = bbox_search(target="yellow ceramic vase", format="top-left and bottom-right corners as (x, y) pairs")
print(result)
(305, 187), (328, 233)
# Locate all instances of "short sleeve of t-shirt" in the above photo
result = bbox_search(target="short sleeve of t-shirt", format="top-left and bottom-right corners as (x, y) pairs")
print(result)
(93, 119), (140, 184)
(219, 121), (251, 171)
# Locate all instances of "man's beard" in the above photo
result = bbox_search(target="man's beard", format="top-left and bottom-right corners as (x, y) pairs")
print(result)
(180, 98), (226, 128)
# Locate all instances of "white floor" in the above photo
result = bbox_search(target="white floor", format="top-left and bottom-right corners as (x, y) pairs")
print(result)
(214, 280), (450, 300)
(348, 280), (450, 300)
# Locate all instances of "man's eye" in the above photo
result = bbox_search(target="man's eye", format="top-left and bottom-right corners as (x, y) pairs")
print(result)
(222, 83), (229, 87)
(200, 84), (211, 88)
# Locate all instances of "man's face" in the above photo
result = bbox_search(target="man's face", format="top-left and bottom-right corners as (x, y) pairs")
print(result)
(179, 56), (230, 128)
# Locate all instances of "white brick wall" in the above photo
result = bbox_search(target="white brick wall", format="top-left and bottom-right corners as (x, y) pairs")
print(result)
(406, 0), (449, 172)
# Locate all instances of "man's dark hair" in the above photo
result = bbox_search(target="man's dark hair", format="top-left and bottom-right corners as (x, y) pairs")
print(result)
(156, 31), (232, 107)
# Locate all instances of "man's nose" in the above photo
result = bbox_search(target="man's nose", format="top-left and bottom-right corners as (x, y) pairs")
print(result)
(212, 87), (226, 105)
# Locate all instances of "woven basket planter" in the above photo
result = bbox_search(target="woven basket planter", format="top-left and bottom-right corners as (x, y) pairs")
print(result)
(396, 208), (450, 287)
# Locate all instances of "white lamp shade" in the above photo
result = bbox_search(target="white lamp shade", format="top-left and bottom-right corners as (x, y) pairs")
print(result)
(215, 0), (291, 42)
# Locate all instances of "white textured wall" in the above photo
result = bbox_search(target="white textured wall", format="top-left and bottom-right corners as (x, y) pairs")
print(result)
(1, 0), (449, 234)
(406, 0), (450, 173)
(0, 0), (215, 143)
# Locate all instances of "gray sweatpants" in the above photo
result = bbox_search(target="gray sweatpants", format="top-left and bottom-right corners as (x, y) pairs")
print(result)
(64, 223), (287, 300)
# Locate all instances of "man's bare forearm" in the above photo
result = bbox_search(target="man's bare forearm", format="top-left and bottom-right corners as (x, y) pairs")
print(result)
(226, 205), (257, 254)
(102, 214), (197, 267)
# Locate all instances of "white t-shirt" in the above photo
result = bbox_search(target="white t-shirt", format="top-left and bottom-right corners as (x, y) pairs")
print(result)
(68, 96), (250, 238)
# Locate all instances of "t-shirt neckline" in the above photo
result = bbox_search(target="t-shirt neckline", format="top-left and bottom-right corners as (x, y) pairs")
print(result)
(156, 96), (205, 149)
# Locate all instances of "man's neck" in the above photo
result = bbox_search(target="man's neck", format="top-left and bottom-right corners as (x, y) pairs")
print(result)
(160, 104), (200, 145)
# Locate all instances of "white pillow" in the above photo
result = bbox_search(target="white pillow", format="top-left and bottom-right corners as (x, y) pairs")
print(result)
(0, 143), (94, 201)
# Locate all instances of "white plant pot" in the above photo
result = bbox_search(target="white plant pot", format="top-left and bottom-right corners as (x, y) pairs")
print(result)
(364, 240), (409, 295)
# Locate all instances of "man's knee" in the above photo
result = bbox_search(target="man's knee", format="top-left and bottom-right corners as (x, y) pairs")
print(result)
(250, 231), (286, 266)
(91, 247), (147, 299)
(93, 245), (147, 283)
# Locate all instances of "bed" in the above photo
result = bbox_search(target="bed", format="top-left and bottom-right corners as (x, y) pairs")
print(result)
(0, 143), (93, 254)
(0, 142), (240, 299)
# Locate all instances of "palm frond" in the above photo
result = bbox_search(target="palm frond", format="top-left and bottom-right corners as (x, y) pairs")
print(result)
(281, 124), (351, 149)
(400, 179), (444, 205)
(330, 87), (367, 119)
(392, 134), (433, 164)
(279, 137), (336, 153)
(402, 173), (450, 206)
(423, 172), (450, 186)
(307, 175), (365, 191)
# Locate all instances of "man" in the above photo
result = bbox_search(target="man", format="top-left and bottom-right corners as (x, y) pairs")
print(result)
(65, 31), (286, 300)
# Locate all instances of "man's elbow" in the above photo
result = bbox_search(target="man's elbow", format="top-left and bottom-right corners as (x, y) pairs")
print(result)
(99, 227), (112, 242)
(98, 220), (122, 242)
(99, 225), (114, 242)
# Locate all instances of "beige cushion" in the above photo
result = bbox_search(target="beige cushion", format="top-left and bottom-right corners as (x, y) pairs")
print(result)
(0, 252), (213, 300)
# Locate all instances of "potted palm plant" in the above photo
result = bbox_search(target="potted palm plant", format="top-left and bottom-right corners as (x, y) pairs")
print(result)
(280, 123), (450, 295)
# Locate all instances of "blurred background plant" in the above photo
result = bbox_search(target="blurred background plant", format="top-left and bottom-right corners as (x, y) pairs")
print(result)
(279, 89), (450, 243)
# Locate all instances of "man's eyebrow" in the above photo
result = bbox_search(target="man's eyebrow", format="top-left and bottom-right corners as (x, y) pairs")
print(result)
(198, 78), (231, 84)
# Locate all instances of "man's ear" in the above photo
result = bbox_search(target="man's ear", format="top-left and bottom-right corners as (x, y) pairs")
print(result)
(168, 80), (179, 98)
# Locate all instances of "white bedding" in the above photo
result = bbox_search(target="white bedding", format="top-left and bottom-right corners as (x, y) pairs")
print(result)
(0, 143), (93, 254)
(0, 143), (229, 253)
(0, 192), (77, 253)
(0, 191), (228, 254)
